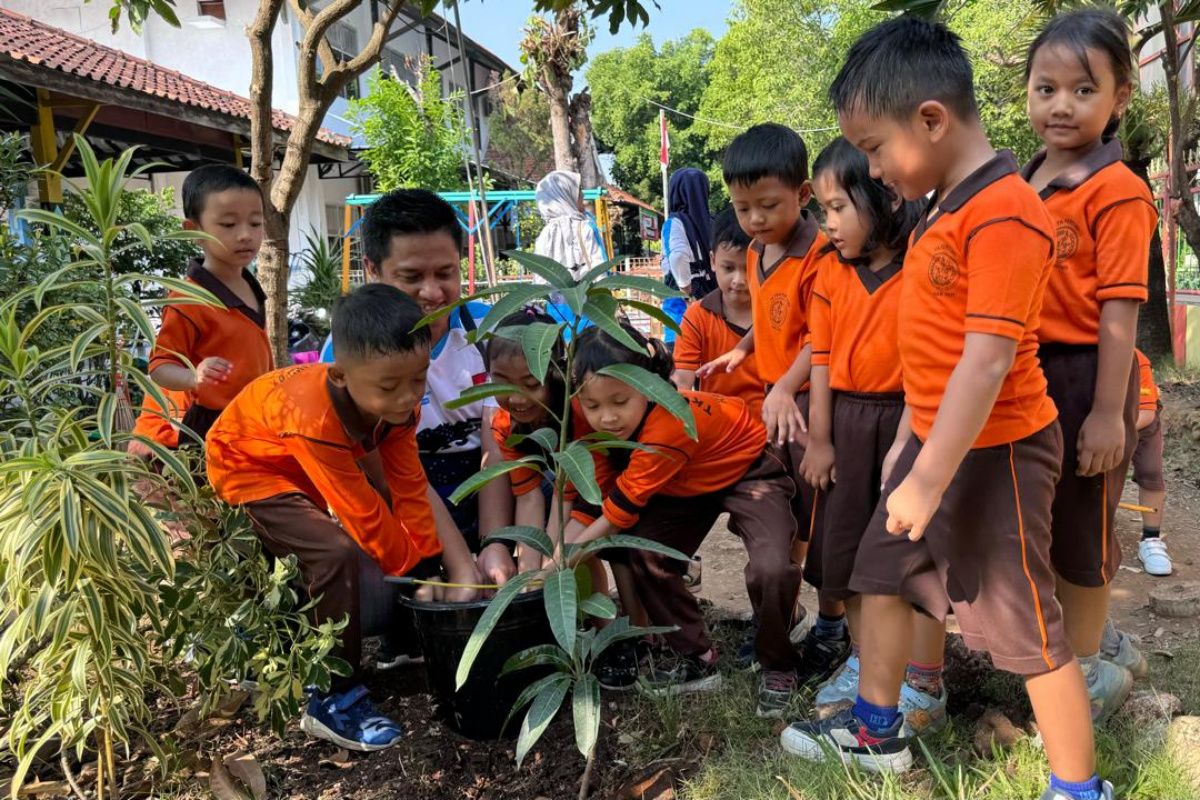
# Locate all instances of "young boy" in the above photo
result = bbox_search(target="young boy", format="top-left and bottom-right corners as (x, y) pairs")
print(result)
(319, 189), (515, 603)
(671, 207), (763, 417)
(700, 123), (850, 689)
(1131, 348), (1169, 575)
(131, 164), (272, 451)
(207, 284), (483, 751)
(783, 18), (1110, 800)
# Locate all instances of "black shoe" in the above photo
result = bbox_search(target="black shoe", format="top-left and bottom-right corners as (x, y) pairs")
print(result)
(794, 625), (851, 689)
(596, 639), (645, 691)
(376, 635), (424, 671)
(736, 621), (760, 672)
(643, 649), (723, 696)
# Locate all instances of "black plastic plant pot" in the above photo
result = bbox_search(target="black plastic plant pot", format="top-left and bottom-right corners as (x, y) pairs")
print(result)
(399, 590), (554, 740)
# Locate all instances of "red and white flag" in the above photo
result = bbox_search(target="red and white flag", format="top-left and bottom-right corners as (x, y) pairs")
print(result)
(659, 109), (669, 167)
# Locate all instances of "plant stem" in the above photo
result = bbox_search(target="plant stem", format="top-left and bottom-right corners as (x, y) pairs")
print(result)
(577, 746), (596, 800)
(60, 754), (87, 800)
(104, 724), (119, 800)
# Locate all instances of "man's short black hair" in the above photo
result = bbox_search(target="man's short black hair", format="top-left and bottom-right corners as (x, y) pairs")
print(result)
(360, 188), (464, 269)
(711, 206), (751, 252)
(722, 123), (809, 189)
(182, 164), (261, 221)
(332, 283), (432, 361)
(829, 16), (979, 123)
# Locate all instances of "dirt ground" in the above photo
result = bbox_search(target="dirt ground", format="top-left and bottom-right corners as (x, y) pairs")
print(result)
(158, 380), (1200, 799)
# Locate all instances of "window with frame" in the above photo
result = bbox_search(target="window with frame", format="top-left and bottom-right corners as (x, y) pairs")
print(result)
(327, 21), (361, 100)
(196, 0), (225, 20)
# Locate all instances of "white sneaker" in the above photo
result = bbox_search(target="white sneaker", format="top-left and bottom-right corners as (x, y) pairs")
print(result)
(899, 682), (948, 737)
(1138, 538), (1173, 576)
(814, 654), (860, 718)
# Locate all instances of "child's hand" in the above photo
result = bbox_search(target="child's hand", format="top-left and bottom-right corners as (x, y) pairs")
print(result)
(193, 356), (233, 389)
(442, 561), (484, 603)
(515, 544), (545, 575)
(880, 440), (906, 491)
(1076, 410), (1126, 477)
(477, 541), (517, 588)
(762, 384), (807, 447)
(697, 348), (746, 379)
(800, 439), (835, 490)
(884, 471), (945, 542)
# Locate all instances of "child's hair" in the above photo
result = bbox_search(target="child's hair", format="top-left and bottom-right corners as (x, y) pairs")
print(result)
(486, 307), (567, 420)
(722, 123), (809, 189)
(331, 283), (432, 361)
(572, 324), (673, 387)
(812, 137), (922, 258)
(360, 188), (464, 268)
(829, 16), (978, 123)
(182, 164), (261, 221)
(711, 206), (752, 252)
(1026, 8), (1133, 140)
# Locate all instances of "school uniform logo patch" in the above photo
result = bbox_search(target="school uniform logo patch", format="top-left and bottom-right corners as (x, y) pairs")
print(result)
(1055, 219), (1080, 267)
(927, 246), (960, 295)
(769, 293), (788, 328)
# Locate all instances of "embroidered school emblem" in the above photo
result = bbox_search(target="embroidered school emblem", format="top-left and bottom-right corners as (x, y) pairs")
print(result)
(927, 246), (960, 295)
(769, 293), (788, 328)
(1055, 219), (1080, 266)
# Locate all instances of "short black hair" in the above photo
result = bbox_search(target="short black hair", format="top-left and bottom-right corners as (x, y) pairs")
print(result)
(829, 16), (979, 123)
(812, 137), (921, 258)
(711, 206), (751, 252)
(722, 123), (809, 189)
(571, 324), (673, 387)
(1026, 8), (1133, 139)
(360, 188), (464, 270)
(182, 164), (261, 221)
(332, 283), (432, 361)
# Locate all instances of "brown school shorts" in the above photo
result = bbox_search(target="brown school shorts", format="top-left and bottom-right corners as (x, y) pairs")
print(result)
(1132, 414), (1165, 491)
(804, 392), (905, 598)
(849, 422), (1073, 676)
(1040, 344), (1138, 587)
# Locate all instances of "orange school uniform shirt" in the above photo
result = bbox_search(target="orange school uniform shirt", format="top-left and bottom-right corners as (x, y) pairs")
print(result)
(673, 290), (764, 417)
(591, 391), (766, 529)
(747, 212), (833, 387)
(809, 253), (904, 393)
(131, 388), (191, 448)
(899, 152), (1058, 448)
(491, 399), (594, 498)
(206, 364), (441, 576)
(1135, 349), (1159, 411)
(1021, 139), (1157, 345)
(145, 259), (274, 422)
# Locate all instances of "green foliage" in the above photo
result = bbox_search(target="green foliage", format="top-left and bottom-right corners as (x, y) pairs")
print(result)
(587, 30), (717, 208)
(0, 133), (29, 210)
(64, 184), (198, 281)
(291, 228), (343, 336)
(349, 55), (470, 193)
(0, 138), (342, 799)
(487, 79), (556, 184)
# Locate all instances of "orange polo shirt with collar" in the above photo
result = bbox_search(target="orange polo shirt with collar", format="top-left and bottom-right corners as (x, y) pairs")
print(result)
(673, 289), (764, 417)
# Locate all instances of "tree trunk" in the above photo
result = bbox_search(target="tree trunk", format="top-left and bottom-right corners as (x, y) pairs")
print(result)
(1160, 3), (1200, 278)
(570, 90), (600, 188)
(1128, 155), (1174, 357)
(548, 87), (577, 173)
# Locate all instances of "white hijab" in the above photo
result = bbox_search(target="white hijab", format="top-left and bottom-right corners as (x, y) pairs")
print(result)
(533, 170), (603, 281)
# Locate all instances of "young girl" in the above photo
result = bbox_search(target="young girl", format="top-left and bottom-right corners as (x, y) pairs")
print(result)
(1022, 8), (1158, 724)
(795, 137), (949, 735)
(565, 324), (801, 718)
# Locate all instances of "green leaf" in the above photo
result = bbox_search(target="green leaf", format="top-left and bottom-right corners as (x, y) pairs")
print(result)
(503, 672), (570, 752)
(621, 298), (683, 335)
(503, 250), (575, 288)
(595, 273), (686, 300)
(590, 617), (675, 660)
(542, 568), (577, 654)
(501, 644), (572, 675)
(579, 592), (617, 620)
(448, 459), (541, 505)
(572, 673), (601, 758)
(581, 295), (643, 354)
(521, 322), (564, 383)
(553, 441), (602, 506)
(507, 425), (559, 454)
(484, 525), (554, 558)
(598, 363), (696, 439)
(516, 674), (571, 767)
(455, 570), (538, 690)
(478, 283), (554, 335)
(443, 382), (524, 410)
(579, 534), (690, 563)
(577, 255), (624, 286)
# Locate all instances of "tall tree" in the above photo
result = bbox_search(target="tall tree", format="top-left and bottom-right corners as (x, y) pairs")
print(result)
(587, 30), (716, 205)
(486, 79), (556, 183)
(520, 8), (591, 176)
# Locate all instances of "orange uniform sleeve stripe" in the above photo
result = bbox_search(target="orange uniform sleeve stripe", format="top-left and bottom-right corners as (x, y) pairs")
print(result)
(965, 220), (1053, 341)
(1092, 198), (1156, 304)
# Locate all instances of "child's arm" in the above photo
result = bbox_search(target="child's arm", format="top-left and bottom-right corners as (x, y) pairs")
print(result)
(800, 364), (834, 490)
(881, 404), (913, 489)
(425, 484), (490, 601)
(885, 332), (1014, 541)
(762, 343), (811, 447)
(696, 329), (753, 378)
(1077, 299), (1138, 476)
(1136, 409), (1156, 431)
(671, 368), (697, 391)
(148, 306), (233, 394)
(478, 407), (516, 538)
(514, 489), (549, 573)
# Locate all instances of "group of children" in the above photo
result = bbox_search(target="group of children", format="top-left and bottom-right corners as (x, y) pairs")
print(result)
(129, 7), (1173, 797)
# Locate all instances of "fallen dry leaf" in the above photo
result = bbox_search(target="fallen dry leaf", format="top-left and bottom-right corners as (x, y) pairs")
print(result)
(319, 749), (355, 770)
(210, 756), (250, 800)
(224, 752), (267, 800)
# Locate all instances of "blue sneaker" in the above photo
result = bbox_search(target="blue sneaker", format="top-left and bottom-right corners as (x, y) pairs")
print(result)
(300, 685), (403, 751)
(815, 654), (860, 718)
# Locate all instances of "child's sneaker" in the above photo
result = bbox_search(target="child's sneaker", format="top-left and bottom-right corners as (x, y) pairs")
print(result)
(1137, 538), (1172, 576)
(1083, 657), (1133, 724)
(1038, 779), (1114, 800)
(793, 624), (851, 689)
(756, 669), (797, 719)
(736, 620), (760, 672)
(375, 635), (425, 671)
(595, 639), (645, 691)
(643, 649), (722, 695)
(780, 706), (913, 774)
(300, 685), (403, 751)
(1100, 623), (1148, 680)
(815, 654), (860, 718)
(899, 681), (948, 737)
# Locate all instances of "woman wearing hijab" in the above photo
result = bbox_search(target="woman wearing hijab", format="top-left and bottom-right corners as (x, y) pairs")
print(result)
(533, 170), (606, 281)
(661, 167), (715, 350)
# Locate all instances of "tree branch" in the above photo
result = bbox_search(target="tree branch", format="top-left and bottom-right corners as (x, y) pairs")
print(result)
(295, 0), (358, 102)
(247, 0), (285, 193)
(287, 0), (339, 77)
